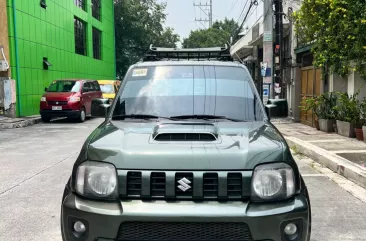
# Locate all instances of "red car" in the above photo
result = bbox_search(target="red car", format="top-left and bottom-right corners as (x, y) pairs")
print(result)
(40, 79), (103, 122)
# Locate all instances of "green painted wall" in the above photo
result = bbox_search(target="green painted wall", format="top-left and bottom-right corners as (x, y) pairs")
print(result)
(6, 0), (116, 116)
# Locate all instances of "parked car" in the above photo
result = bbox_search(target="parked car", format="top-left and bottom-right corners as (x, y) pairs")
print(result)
(40, 79), (102, 122)
(97, 80), (120, 102)
(60, 46), (311, 241)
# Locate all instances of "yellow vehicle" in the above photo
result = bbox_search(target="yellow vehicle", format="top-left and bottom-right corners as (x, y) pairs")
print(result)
(97, 80), (120, 101)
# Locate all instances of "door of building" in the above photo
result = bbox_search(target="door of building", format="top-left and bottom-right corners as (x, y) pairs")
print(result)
(300, 67), (322, 127)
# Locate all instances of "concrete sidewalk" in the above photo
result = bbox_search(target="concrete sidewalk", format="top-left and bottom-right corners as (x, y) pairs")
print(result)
(273, 121), (366, 189)
(0, 115), (41, 129)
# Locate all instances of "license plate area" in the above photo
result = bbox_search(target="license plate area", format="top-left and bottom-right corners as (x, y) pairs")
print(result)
(52, 106), (62, 110)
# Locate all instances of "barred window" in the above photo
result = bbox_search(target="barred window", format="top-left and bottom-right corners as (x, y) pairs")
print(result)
(74, 17), (87, 56)
(74, 0), (86, 11)
(93, 27), (102, 60)
(92, 0), (101, 20)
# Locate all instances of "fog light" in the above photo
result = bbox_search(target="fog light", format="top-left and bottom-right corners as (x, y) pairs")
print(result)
(284, 223), (297, 236)
(74, 221), (86, 234)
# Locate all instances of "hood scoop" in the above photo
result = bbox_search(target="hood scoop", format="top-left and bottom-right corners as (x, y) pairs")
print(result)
(152, 123), (219, 142)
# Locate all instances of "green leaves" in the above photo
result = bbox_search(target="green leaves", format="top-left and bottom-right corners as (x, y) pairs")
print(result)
(114, 0), (180, 79)
(293, 0), (366, 79)
(182, 18), (239, 48)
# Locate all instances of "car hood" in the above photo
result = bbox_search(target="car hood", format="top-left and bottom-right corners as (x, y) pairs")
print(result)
(43, 92), (75, 98)
(86, 120), (286, 170)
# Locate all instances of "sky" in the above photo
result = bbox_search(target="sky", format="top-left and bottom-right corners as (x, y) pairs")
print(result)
(157, 0), (264, 42)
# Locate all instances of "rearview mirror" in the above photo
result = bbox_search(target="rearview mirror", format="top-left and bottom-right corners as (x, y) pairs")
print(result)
(91, 98), (111, 118)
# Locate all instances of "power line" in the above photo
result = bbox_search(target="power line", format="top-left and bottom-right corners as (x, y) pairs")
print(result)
(230, 0), (251, 36)
(234, 0), (256, 39)
(226, 0), (240, 16)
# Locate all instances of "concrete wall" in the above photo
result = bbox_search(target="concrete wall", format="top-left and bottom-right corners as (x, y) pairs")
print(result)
(354, 71), (366, 101)
(329, 73), (347, 93)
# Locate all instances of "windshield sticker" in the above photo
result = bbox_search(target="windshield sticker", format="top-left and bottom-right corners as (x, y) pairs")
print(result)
(132, 68), (148, 77)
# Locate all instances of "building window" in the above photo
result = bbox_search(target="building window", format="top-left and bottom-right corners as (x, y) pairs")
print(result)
(92, 0), (101, 21)
(93, 27), (102, 60)
(74, 17), (87, 56)
(75, 0), (86, 11)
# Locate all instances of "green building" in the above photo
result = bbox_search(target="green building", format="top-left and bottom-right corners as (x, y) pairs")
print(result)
(0, 0), (116, 117)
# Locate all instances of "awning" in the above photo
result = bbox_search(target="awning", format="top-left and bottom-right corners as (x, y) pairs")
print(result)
(294, 44), (312, 54)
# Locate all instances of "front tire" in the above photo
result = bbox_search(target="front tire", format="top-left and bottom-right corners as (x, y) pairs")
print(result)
(78, 107), (86, 123)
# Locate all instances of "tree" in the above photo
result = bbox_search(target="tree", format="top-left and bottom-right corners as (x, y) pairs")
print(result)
(182, 18), (240, 48)
(212, 18), (240, 42)
(293, 0), (366, 79)
(114, 0), (180, 78)
(155, 27), (180, 48)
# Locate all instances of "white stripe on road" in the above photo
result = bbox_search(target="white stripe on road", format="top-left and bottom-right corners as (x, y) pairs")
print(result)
(307, 139), (346, 143)
(301, 174), (326, 177)
(332, 150), (366, 154)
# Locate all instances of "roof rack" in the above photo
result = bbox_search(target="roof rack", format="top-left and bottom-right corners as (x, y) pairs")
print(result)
(142, 44), (233, 62)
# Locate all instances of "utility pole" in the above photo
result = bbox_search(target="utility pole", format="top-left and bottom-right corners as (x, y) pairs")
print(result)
(262, 0), (274, 101)
(193, 1), (213, 28)
(273, 0), (284, 99)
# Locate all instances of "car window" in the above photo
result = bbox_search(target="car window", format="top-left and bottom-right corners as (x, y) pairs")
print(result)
(113, 65), (264, 121)
(94, 81), (101, 91)
(82, 82), (90, 92)
(47, 80), (81, 93)
(100, 84), (115, 94)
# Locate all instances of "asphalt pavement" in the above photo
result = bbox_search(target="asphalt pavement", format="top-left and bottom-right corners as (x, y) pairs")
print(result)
(0, 118), (365, 241)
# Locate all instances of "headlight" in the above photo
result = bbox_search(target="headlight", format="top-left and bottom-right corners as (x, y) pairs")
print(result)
(69, 97), (81, 102)
(76, 161), (118, 199)
(41, 97), (46, 102)
(251, 163), (295, 201)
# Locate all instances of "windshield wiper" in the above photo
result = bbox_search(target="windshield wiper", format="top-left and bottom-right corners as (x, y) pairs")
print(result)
(112, 114), (173, 120)
(169, 114), (242, 122)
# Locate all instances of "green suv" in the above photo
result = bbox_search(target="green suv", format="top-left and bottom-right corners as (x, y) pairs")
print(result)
(61, 46), (311, 241)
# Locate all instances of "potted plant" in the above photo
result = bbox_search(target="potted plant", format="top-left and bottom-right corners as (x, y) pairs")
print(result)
(333, 92), (362, 138)
(317, 92), (337, 132)
(300, 96), (320, 130)
(359, 98), (366, 142)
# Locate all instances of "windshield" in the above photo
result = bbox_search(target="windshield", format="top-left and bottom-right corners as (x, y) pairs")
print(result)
(47, 80), (81, 93)
(100, 84), (115, 94)
(112, 65), (264, 121)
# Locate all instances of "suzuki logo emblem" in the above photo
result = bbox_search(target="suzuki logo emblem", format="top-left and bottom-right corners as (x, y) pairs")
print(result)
(177, 177), (191, 192)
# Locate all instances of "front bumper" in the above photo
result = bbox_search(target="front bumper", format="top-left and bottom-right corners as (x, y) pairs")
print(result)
(40, 110), (80, 118)
(61, 188), (310, 241)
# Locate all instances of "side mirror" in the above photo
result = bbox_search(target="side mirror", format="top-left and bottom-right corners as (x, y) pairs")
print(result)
(91, 98), (111, 118)
(44, 87), (48, 92)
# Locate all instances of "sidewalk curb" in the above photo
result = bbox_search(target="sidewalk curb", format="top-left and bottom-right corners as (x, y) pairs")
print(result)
(0, 117), (42, 130)
(285, 136), (366, 189)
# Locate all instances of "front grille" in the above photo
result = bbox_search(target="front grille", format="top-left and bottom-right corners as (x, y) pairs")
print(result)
(47, 101), (68, 105)
(127, 172), (142, 197)
(120, 171), (251, 201)
(151, 172), (165, 197)
(228, 173), (243, 198)
(203, 173), (218, 198)
(117, 221), (252, 241)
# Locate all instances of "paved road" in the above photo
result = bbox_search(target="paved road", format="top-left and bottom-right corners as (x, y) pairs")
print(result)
(0, 118), (365, 241)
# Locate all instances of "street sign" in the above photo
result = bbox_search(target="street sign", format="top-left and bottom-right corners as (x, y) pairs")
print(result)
(263, 31), (272, 42)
